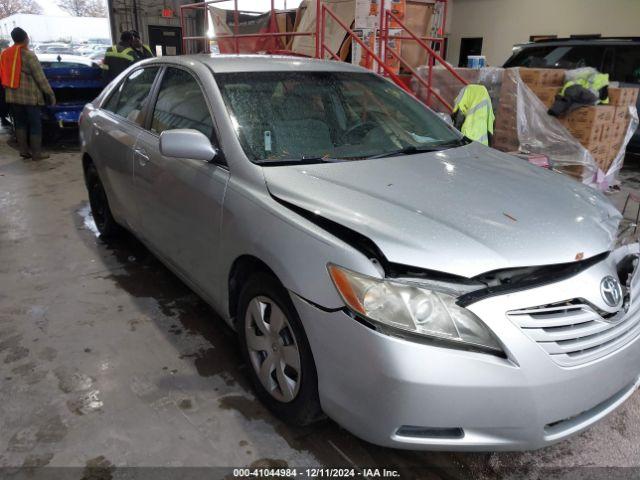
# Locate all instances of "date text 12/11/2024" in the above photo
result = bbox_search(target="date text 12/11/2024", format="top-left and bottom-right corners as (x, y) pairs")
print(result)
(232, 468), (401, 478)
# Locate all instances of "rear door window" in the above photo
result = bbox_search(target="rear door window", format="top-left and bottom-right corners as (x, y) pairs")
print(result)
(103, 67), (159, 126)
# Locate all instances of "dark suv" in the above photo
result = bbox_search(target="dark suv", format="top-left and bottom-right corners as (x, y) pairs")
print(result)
(504, 37), (640, 154)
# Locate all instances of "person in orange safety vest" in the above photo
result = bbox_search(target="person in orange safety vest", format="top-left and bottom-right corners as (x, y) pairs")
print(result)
(0, 27), (55, 160)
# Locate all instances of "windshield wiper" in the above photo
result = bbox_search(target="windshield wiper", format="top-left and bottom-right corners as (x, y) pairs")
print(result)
(367, 137), (472, 160)
(255, 155), (341, 166)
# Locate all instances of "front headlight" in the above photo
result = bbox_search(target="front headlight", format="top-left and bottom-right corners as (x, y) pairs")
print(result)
(328, 264), (502, 354)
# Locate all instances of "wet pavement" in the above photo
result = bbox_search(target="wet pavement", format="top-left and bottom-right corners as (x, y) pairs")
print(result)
(2, 131), (640, 478)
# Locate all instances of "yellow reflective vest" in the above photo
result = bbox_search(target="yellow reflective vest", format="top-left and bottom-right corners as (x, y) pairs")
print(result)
(103, 44), (136, 82)
(560, 72), (610, 104)
(452, 84), (495, 145)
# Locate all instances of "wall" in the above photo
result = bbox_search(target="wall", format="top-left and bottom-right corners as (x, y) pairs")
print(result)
(107, 0), (183, 44)
(0, 14), (110, 42)
(447, 0), (640, 67)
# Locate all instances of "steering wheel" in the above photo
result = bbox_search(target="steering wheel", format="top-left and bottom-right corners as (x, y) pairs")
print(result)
(342, 121), (378, 143)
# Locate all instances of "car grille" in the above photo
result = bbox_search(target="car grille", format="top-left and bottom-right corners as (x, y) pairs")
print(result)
(508, 295), (640, 367)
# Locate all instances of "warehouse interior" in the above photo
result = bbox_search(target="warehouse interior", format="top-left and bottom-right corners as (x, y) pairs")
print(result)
(1, 0), (640, 478)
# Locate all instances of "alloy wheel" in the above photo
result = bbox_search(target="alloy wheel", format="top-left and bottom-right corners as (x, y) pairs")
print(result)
(244, 296), (302, 403)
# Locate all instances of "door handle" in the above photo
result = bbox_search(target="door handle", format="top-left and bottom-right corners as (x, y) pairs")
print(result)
(135, 148), (150, 166)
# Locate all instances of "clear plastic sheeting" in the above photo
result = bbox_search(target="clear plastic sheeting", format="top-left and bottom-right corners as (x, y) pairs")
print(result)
(413, 66), (503, 113)
(511, 69), (596, 181)
(599, 106), (639, 189)
(413, 65), (639, 191)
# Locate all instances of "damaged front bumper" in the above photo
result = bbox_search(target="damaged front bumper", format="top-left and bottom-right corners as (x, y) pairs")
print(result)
(293, 246), (640, 451)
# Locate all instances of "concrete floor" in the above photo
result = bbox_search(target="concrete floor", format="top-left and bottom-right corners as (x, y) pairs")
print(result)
(2, 130), (640, 478)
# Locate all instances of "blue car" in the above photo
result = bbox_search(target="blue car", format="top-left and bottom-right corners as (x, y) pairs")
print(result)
(37, 53), (105, 135)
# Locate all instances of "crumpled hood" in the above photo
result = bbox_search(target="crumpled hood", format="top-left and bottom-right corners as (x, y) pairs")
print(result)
(264, 143), (621, 278)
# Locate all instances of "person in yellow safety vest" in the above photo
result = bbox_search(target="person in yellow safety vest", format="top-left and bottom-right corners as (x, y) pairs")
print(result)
(103, 31), (137, 83)
(452, 84), (495, 146)
(549, 70), (609, 117)
(559, 71), (609, 104)
(130, 30), (155, 60)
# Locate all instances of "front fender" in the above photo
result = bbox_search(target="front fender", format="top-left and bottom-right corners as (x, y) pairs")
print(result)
(217, 177), (381, 316)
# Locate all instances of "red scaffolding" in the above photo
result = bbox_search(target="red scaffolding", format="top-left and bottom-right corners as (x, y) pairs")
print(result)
(179, 0), (467, 111)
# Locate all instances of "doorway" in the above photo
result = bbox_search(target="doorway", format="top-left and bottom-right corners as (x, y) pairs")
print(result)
(458, 37), (483, 67)
(148, 25), (183, 56)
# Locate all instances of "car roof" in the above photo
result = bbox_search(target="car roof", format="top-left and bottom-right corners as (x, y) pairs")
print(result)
(154, 54), (370, 74)
(37, 53), (96, 66)
(515, 37), (640, 48)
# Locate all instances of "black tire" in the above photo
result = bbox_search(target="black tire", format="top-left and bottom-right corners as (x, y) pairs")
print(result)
(237, 272), (323, 426)
(84, 163), (121, 238)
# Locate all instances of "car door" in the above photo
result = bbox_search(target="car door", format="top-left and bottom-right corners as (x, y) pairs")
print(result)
(133, 66), (229, 299)
(91, 66), (160, 232)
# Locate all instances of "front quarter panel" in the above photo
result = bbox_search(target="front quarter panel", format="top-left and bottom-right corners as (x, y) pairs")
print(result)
(218, 174), (381, 316)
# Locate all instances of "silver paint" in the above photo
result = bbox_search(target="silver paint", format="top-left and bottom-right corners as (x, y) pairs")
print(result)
(79, 54), (640, 451)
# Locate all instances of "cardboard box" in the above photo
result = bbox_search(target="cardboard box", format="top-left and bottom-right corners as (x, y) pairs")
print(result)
(494, 112), (518, 128)
(557, 164), (585, 181)
(600, 124), (612, 143)
(557, 116), (572, 130)
(608, 142), (621, 159)
(614, 115), (631, 131)
(565, 105), (615, 126)
(518, 68), (565, 86)
(610, 140), (624, 158)
(492, 131), (519, 152)
(614, 106), (629, 123)
(582, 140), (607, 157)
(569, 123), (603, 146)
(608, 87), (640, 106)
(598, 143), (621, 173)
(530, 85), (561, 109)
(610, 123), (627, 144)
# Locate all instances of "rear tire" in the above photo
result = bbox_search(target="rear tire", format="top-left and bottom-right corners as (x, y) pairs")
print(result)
(237, 272), (323, 426)
(85, 163), (121, 238)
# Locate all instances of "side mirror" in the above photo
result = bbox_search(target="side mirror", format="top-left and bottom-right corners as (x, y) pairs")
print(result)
(159, 129), (218, 162)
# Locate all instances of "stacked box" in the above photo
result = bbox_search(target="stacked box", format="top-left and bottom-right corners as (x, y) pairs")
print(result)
(490, 67), (637, 177)
(519, 68), (565, 110)
(555, 105), (619, 171)
(529, 86), (562, 109)
(517, 68), (565, 87)
(608, 87), (639, 107)
(594, 88), (638, 171)
(492, 68), (566, 153)
(556, 164), (586, 180)
(491, 69), (519, 152)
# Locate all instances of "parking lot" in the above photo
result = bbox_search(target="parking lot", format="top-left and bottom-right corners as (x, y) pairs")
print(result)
(2, 131), (640, 478)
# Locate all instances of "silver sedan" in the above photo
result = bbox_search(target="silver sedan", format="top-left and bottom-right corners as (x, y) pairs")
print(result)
(80, 54), (640, 451)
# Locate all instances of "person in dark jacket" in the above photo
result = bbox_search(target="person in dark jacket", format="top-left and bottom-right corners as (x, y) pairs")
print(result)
(103, 31), (137, 83)
(2, 27), (56, 160)
(130, 31), (155, 60)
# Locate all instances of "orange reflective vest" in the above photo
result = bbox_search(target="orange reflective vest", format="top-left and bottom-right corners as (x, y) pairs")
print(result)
(0, 45), (23, 89)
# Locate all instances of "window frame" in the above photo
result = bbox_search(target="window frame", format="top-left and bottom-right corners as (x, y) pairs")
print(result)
(147, 66), (216, 139)
(100, 65), (162, 129)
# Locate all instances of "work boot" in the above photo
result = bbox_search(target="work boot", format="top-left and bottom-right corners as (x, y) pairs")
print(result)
(15, 129), (30, 158)
(29, 134), (49, 161)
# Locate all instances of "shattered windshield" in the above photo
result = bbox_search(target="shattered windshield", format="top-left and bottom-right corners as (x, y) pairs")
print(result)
(215, 71), (463, 164)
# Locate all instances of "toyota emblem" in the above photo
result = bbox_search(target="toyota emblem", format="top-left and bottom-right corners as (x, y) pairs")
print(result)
(600, 276), (623, 308)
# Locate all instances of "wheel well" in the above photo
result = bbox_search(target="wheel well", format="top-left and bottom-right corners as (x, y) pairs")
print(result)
(228, 255), (278, 322)
(82, 153), (94, 175)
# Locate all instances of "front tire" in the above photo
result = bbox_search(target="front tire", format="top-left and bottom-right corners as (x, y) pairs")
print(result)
(85, 163), (121, 238)
(237, 273), (322, 426)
